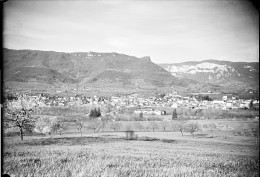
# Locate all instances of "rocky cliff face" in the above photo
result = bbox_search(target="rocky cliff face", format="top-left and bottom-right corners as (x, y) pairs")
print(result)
(159, 60), (259, 91)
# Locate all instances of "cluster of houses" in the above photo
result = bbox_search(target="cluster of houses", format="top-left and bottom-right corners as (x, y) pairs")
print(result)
(5, 91), (259, 115)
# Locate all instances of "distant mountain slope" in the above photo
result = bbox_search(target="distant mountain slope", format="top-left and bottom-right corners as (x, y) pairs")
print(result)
(159, 60), (259, 92)
(3, 48), (188, 90)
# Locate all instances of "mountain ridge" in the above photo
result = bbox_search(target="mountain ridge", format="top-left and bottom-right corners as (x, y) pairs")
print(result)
(3, 48), (258, 95)
(3, 48), (189, 93)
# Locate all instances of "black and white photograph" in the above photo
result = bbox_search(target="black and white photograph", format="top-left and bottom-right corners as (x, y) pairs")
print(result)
(2, 0), (259, 176)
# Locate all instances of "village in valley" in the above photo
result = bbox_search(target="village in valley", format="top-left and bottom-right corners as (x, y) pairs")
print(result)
(5, 89), (259, 117)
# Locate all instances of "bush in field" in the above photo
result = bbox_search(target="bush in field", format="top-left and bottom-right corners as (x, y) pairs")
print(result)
(4, 96), (39, 140)
(109, 122), (122, 132)
(34, 116), (66, 136)
(249, 100), (254, 109)
(161, 121), (169, 132)
(52, 121), (67, 135)
(134, 122), (144, 131)
(248, 122), (259, 138)
(87, 120), (102, 133)
(205, 123), (218, 137)
(172, 109), (177, 120)
(132, 115), (145, 121)
(34, 117), (51, 135)
(89, 107), (101, 119)
(149, 122), (159, 132)
(125, 130), (136, 140)
(184, 122), (200, 138)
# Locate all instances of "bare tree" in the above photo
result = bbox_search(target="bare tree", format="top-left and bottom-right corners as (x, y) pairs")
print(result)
(161, 121), (169, 132)
(109, 122), (122, 132)
(52, 121), (67, 135)
(74, 119), (84, 137)
(87, 120), (102, 133)
(100, 116), (110, 132)
(149, 122), (159, 132)
(185, 122), (199, 138)
(4, 96), (38, 141)
(134, 122), (144, 132)
(172, 118), (187, 136)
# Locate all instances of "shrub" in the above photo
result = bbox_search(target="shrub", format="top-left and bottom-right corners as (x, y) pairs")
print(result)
(52, 121), (67, 135)
(184, 122), (200, 138)
(125, 130), (136, 140)
(89, 108), (101, 119)
(172, 109), (177, 120)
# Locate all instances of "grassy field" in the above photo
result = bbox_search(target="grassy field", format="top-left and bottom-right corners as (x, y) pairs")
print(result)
(3, 122), (259, 177)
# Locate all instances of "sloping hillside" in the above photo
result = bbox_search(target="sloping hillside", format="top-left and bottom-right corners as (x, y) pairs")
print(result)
(3, 48), (186, 91)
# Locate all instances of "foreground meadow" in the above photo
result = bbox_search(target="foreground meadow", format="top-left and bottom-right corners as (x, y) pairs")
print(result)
(3, 130), (259, 177)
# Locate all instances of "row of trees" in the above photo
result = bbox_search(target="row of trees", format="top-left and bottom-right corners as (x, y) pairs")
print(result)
(133, 121), (201, 138)
(3, 95), (126, 140)
(3, 96), (105, 140)
(4, 96), (258, 141)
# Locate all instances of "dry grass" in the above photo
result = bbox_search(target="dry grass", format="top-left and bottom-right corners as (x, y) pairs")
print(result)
(3, 130), (259, 177)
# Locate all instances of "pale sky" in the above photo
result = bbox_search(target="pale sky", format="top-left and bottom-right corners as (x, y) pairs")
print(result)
(4, 0), (259, 63)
